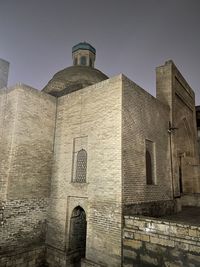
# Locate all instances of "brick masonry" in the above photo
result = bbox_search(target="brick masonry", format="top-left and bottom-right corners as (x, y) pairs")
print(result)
(122, 75), (173, 210)
(123, 216), (200, 267)
(0, 245), (45, 267)
(123, 199), (179, 217)
(181, 194), (200, 207)
(0, 198), (48, 254)
(46, 76), (122, 267)
(156, 61), (200, 195)
(0, 84), (56, 266)
(0, 57), (200, 267)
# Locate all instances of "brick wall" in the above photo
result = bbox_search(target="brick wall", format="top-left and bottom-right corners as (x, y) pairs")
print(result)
(123, 216), (200, 267)
(0, 84), (56, 263)
(3, 85), (56, 199)
(46, 76), (122, 266)
(156, 61), (200, 195)
(173, 76), (198, 194)
(0, 246), (45, 267)
(0, 88), (11, 200)
(198, 139), (200, 161)
(181, 193), (200, 207)
(0, 198), (48, 254)
(122, 75), (172, 212)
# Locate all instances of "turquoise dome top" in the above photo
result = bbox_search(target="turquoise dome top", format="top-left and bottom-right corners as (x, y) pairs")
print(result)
(72, 42), (96, 54)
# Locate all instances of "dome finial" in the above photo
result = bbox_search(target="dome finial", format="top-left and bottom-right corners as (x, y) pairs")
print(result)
(72, 42), (96, 68)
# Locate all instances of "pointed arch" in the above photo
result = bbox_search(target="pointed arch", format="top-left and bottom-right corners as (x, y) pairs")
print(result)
(69, 206), (87, 259)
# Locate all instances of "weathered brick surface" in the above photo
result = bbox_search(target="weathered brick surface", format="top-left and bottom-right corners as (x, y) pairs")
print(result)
(0, 87), (18, 201)
(123, 216), (200, 266)
(122, 75), (172, 210)
(0, 84), (56, 263)
(0, 245), (45, 267)
(124, 199), (179, 217)
(46, 76), (122, 266)
(181, 194), (200, 207)
(156, 60), (200, 195)
(2, 85), (56, 199)
(46, 246), (67, 267)
(0, 198), (48, 254)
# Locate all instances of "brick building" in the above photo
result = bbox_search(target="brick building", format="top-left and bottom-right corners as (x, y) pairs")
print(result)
(196, 106), (200, 158)
(0, 43), (200, 267)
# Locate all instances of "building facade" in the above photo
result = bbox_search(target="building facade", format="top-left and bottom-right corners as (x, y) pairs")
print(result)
(0, 43), (200, 267)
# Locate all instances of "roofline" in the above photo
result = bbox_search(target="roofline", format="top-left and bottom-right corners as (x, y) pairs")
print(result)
(72, 42), (96, 54)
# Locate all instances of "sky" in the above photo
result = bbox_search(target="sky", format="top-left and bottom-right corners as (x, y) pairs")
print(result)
(0, 0), (200, 104)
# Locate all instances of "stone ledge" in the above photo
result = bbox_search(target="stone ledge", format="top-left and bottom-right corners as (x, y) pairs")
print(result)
(81, 258), (106, 267)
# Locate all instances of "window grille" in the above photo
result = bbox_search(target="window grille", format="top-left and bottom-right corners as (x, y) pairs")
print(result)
(75, 149), (87, 183)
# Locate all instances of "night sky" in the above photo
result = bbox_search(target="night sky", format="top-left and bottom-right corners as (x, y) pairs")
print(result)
(0, 0), (200, 104)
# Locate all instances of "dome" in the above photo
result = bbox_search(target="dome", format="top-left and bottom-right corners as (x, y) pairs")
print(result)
(42, 65), (108, 97)
(42, 42), (108, 97)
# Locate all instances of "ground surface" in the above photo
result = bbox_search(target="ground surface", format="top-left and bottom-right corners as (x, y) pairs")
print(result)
(161, 206), (200, 225)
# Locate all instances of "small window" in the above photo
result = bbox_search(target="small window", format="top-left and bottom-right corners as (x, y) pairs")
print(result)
(80, 56), (86, 66)
(145, 140), (156, 185)
(89, 58), (93, 67)
(74, 58), (78, 65)
(146, 150), (153, 184)
(75, 149), (87, 183)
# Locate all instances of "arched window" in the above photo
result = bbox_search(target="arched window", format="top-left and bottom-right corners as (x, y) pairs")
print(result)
(74, 58), (78, 65)
(80, 56), (86, 66)
(145, 139), (156, 185)
(146, 150), (153, 184)
(89, 58), (93, 67)
(75, 149), (87, 183)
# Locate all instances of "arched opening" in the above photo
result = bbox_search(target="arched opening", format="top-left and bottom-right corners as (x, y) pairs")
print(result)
(69, 206), (87, 264)
(74, 57), (78, 66)
(80, 56), (86, 66)
(89, 58), (93, 67)
(146, 150), (153, 185)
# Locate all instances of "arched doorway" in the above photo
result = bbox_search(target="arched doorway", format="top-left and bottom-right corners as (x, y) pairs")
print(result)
(69, 206), (87, 265)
